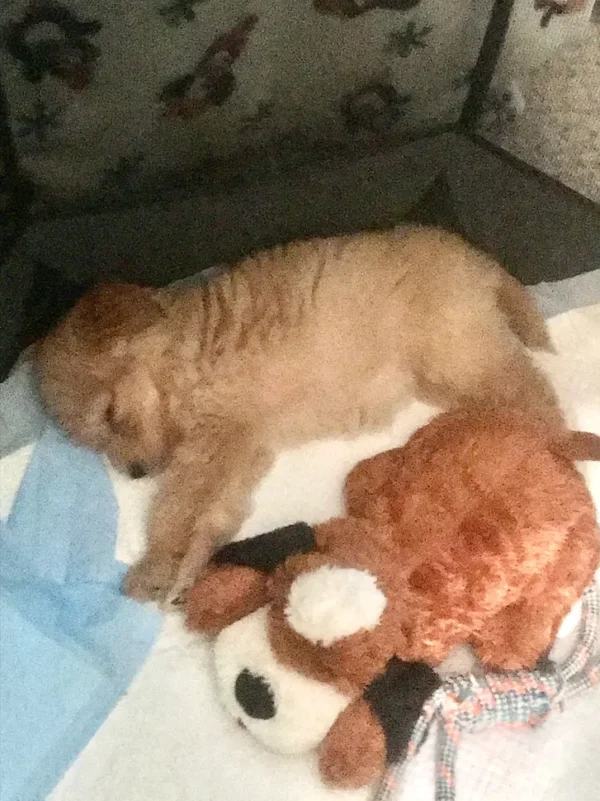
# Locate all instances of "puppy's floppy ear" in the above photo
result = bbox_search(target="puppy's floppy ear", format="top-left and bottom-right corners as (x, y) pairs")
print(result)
(109, 363), (162, 438)
(70, 282), (165, 349)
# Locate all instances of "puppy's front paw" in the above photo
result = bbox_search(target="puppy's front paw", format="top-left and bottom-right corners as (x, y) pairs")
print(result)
(123, 551), (180, 604)
(165, 533), (216, 609)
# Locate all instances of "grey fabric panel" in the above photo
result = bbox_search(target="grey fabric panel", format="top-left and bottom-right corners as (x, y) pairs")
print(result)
(528, 270), (600, 319)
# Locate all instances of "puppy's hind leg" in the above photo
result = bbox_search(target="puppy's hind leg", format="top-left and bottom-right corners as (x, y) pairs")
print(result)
(416, 309), (564, 432)
(495, 269), (554, 352)
(474, 343), (565, 431)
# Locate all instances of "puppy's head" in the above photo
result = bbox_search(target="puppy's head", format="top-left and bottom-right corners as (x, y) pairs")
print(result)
(37, 282), (178, 478)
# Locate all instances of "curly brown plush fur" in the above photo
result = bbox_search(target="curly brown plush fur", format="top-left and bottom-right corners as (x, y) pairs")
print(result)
(186, 409), (600, 787)
(37, 227), (561, 603)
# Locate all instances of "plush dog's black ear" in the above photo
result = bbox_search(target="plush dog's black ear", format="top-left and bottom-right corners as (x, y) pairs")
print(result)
(363, 657), (441, 765)
(212, 523), (317, 573)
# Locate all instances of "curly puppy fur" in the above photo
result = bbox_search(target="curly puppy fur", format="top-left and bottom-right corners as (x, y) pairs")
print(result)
(37, 227), (561, 603)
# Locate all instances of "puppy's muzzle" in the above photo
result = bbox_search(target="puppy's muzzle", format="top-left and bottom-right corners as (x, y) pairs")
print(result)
(128, 462), (148, 480)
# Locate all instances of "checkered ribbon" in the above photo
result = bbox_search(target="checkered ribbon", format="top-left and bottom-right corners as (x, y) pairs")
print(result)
(374, 583), (600, 801)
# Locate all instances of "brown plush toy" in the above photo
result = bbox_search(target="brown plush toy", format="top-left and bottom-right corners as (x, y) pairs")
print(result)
(186, 408), (600, 788)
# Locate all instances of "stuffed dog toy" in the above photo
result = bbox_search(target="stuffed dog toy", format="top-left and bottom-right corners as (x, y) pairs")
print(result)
(186, 408), (600, 788)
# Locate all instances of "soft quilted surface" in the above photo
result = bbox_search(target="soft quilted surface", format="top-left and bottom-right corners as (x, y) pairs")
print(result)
(1, 301), (599, 801)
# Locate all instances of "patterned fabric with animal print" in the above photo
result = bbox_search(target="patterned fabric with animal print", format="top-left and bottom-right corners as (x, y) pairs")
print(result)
(0, 0), (494, 209)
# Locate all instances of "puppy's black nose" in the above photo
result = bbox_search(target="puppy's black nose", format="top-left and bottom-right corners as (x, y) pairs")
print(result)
(234, 669), (275, 720)
(128, 462), (147, 480)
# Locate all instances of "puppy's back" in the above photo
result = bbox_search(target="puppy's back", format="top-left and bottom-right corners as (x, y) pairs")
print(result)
(180, 226), (559, 434)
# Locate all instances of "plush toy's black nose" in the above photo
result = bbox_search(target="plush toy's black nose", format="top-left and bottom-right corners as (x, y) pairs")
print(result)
(128, 462), (147, 480)
(234, 669), (275, 720)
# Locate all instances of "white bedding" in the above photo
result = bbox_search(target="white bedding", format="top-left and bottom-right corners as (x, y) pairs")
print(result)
(1, 301), (600, 801)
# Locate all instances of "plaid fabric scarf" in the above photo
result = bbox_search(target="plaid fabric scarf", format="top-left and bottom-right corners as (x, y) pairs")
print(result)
(374, 583), (600, 801)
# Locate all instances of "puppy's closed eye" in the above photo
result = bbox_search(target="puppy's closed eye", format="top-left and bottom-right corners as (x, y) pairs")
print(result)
(105, 400), (115, 426)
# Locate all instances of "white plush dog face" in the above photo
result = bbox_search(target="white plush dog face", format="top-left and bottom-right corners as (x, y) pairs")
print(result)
(213, 607), (351, 754)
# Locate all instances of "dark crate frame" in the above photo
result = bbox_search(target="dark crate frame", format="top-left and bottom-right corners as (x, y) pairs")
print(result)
(1, 0), (599, 379)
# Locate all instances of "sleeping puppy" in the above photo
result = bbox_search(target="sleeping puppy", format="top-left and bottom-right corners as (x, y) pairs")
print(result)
(37, 227), (562, 605)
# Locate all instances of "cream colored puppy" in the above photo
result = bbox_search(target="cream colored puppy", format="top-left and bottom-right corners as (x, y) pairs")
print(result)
(38, 227), (560, 603)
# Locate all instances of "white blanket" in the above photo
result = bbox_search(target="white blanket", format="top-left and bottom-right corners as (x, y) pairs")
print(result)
(1, 304), (600, 801)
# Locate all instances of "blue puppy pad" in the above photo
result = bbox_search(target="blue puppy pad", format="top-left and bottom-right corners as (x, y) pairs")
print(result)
(0, 426), (161, 801)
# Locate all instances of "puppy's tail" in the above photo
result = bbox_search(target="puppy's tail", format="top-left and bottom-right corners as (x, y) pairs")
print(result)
(496, 271), (554, 352)
(551, 431), (600, 463)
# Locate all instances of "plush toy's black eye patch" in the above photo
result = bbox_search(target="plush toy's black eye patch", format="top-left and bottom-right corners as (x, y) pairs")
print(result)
(213, 523), (317, 573)
(364, 657), (441, 764)
(235, 669), (276, 720)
